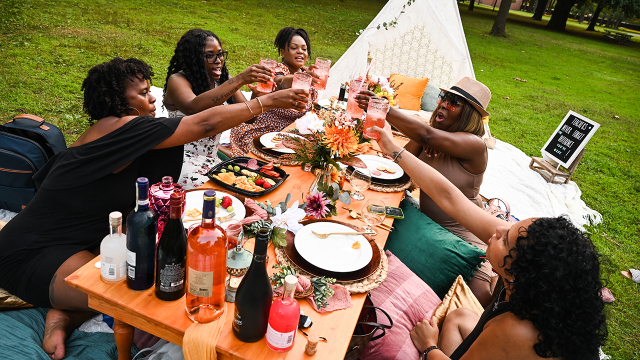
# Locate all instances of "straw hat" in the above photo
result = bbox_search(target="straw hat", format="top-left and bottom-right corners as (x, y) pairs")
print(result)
(440, 77), (491, 117)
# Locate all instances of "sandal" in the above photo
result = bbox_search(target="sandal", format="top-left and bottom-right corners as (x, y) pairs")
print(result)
(621, 269), (640, 284)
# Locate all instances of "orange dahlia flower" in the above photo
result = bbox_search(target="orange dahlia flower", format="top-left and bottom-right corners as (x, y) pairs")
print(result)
(323, 125), (359, 158)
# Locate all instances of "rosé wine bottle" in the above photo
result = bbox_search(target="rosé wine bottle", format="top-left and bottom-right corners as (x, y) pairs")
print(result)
(266, 275), (300, 352)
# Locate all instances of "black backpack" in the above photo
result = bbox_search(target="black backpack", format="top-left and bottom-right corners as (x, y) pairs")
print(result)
(0, 114), (67, 212)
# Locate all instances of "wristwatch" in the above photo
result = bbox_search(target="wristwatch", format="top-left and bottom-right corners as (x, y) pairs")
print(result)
(422, 345), (440, 360)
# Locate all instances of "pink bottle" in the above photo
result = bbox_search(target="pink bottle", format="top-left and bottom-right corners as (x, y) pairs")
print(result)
(149, 176), (185, 239)
(266, 275), (300, 352)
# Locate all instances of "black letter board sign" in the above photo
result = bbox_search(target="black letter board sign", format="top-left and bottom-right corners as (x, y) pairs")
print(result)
(542, 111), (600, 168)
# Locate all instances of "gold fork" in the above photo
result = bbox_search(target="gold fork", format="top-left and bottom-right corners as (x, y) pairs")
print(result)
(311, 230), (372, 239)
(185, 212), (236, 223)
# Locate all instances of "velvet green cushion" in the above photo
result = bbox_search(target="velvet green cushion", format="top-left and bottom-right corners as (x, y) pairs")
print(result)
(420, 82), (440, 112)
(217, 150), (230, 162)
(384, 199), (486, 298)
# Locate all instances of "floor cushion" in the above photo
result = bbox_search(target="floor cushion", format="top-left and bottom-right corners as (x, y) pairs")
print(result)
(431, 275), (484, 329)
(360, 250), (441, 360)
(389, 74), (430, 111)
(384, 199), (486, 298)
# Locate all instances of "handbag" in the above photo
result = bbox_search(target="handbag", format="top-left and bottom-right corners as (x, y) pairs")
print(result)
(344, 294), (393, 360)
(484, 198), (518, 223)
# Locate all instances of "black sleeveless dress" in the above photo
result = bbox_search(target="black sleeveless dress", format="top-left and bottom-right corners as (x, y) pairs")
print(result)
(0, 117), (183, 307)
(450, 289), (511, 359)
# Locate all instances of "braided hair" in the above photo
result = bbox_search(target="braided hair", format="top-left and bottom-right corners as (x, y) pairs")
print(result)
(164, 29), (230, 97)
(274, 27), (311, 59)
(81, 57), (154, 123)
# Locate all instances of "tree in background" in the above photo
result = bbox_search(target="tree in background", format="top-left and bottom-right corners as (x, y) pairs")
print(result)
(547, 0), (582, 30)
(490, 0), (515, 36)
(469, 0), (476, 11)
(586, 0), (640, 30)
(532, 0), (552, 20)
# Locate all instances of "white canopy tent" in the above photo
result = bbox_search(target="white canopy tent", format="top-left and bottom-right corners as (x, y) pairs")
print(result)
(325, 0), (475, 98)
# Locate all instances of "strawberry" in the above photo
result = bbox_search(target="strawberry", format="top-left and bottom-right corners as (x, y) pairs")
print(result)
(255, 178), (265, 186)
(263, 182), (271, 189)
(221, 196), (233, 209)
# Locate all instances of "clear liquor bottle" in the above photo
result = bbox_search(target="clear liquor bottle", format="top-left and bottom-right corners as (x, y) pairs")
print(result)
(266, 275), (300, 352)
(126, 177), (157, 291)
(100, 211), (127, 283)
(185, 190), (227, 323)
(155, 191), (187, 301)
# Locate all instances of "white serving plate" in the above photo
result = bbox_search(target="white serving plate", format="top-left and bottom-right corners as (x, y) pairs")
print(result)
(356, 154), (404, 180)
(183, 190), (245, 230)
(294, 222), (373, 273)
(259, 132), (303, 154)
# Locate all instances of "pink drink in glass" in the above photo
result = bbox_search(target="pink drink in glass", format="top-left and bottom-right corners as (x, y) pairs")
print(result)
(257, 58), (277, 93)
(364, 97), (389, 140)
(346, 78), (368, 119)
(314, 57), (331, 91)
(291, 72), (313, 91)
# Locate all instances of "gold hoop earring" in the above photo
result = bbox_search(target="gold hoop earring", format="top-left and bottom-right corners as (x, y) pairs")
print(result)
(127, 107), (141, 116)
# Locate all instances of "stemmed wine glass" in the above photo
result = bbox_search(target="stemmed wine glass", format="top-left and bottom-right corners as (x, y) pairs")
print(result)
(361, 199), (386, 235)
(349, 168), (371, 201)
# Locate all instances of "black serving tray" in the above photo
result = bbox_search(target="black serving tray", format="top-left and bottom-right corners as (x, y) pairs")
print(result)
(206, 156), (289, 197)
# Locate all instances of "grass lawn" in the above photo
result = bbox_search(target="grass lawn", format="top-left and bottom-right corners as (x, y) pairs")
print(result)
(1, 0), (639, 358)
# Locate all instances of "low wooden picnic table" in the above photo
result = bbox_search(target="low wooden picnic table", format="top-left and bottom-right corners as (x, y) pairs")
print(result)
(66, 134), (409, 360)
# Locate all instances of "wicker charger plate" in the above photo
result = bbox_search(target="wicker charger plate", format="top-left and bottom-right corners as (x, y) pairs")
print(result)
(250, 137), (301, 166)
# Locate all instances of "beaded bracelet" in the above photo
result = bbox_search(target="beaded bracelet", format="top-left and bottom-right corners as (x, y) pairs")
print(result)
(422, 346), (440, 360)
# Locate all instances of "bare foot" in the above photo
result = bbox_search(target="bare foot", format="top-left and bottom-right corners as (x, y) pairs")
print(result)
(42, 309), (71, 359)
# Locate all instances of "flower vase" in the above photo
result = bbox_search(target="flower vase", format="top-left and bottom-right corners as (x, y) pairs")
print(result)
(309, 164), (333, 194)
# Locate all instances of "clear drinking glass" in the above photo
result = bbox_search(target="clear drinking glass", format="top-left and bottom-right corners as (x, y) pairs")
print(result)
(346, 77), (368, 119)
(292, 72), (313, 92)
(349, 168), (371, 201)
(361, 199), (386, 233)
(257, 58), (278, 93)
(364, 97), (389, 140)
(314, 57), (331, 91)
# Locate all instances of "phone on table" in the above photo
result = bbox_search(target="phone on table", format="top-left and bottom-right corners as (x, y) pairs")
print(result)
(367, 204), (405, 219)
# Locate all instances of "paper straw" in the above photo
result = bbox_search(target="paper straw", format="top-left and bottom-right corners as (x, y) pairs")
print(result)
(357, 60), (375, 93)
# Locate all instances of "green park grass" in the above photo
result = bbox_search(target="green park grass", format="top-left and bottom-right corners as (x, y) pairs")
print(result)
(0, 0), (638, 358)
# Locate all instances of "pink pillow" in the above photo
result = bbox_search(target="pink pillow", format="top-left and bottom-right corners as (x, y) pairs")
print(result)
(360, 250), (442, 360)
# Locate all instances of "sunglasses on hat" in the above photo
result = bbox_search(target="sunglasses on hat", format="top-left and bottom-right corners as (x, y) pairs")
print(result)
(436, 91), (465, 111)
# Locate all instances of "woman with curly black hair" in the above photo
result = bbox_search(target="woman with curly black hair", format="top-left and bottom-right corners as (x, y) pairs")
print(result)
(164, 28), (274, 189)
(367, 124), (607, 360)
(0, 57), (307, 359)
(229, 27), (321, 156)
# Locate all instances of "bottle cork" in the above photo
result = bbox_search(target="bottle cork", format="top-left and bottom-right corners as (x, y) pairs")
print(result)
(109, 211), (122, 226)
(305, 334), (319, 355)
(284, 275), (298, 292)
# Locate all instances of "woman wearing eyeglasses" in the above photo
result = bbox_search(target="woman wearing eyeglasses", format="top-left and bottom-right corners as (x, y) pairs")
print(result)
(356, 77), (495, 306)
(229, 27), (320, 157)
(163, 28), (274, 189)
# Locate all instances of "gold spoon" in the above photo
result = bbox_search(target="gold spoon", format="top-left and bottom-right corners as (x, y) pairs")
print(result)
(311, 230), (372, 239)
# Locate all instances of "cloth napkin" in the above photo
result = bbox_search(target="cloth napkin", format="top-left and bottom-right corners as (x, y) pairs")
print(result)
(307, 284), (352, 313)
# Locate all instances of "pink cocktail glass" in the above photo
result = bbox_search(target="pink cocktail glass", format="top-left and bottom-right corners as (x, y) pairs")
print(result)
(346, 77), (368, 119)
(257, 58), (277, 93)
(291, 72), (313, 91)
(314, 57), (331, 91)
(364, 97), (389, 140)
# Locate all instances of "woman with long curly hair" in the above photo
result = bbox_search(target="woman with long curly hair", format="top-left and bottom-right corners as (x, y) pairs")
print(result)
(229, 27), (320, 156)
(0, 57), (307, 359)
(357, 77), (496, 306)
(164, 28), (274, 188)
(367, 123), (607, 360)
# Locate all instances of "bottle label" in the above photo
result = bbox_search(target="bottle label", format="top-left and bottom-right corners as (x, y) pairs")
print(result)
(159, 263), (185, 292)
(138, 199), (149, 206)
(266, 323), (295, 349)
(188, 267), (213, 297)
(101, 262), (117, 280)
(127, 265), (135, 279)
(126, 250), (136, 266)
(253, 254), (267, 263)
(232, 308), (242, 332)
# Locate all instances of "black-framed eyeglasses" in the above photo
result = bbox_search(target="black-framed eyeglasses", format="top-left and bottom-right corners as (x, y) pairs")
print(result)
(436, 91), (464, 111)
(203, 51), (228, 64)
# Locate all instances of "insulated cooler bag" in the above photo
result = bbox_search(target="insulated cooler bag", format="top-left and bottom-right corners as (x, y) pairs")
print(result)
(0, 114), (66, 212)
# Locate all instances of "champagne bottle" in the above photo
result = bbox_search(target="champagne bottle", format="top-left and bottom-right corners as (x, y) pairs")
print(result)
(266, 275), (300, 352)
(232, 227), (273, 342)
(126, 177), (157, 291)
(100, 211), (127, 283)
(185, 190), (227, 323)
(155, 191), (187, 301)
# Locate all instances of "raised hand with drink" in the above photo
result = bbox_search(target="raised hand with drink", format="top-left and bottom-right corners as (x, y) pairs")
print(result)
(256, 58), (278, 93)
(346, 77), (368, 120)
(364, 97), (389, 140)
(314, 57), (331, 91)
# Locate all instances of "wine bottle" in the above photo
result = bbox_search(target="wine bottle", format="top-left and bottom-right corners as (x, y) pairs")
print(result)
(126, 177), (157, 291)
(232, 227), (273, 342)
(155, 191), (187, 301)
(266, 275), (300, 352)
(185, 190), (227, 323)
(100, 211), (127, 283)
(149, 176), (185, 239)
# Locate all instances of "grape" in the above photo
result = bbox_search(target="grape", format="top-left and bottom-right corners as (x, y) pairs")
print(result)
(234, 166), (240, 172)
(226, 206), (234, 212)
(228, 165), (233, 170)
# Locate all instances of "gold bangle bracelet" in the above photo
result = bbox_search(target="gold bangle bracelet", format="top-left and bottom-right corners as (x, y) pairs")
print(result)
(256, 97), (264, 114)
(244, 101), (255, 116)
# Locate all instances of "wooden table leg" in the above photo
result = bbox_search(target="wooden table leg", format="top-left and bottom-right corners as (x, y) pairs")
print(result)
(114, 318), (134, 360)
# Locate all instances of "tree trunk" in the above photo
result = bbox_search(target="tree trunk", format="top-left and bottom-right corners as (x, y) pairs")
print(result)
(586, 2), (604, 31)
(546, 0), (576, 31)
(469, 0), (475, 11)
(490, 0), (513, 36)
(532, 0), (550, 20)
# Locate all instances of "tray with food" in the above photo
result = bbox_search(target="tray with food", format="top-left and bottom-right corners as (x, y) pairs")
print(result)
(206, 156), (289, 197)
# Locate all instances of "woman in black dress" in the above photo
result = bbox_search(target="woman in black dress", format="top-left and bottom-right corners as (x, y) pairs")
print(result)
(0, 57), (307, 359)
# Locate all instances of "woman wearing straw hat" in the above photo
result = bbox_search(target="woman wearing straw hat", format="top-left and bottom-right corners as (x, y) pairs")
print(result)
(356, 77), (495, 306)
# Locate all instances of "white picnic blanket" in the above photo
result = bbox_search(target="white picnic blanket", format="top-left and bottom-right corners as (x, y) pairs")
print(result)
(480, 139), (602, 230)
